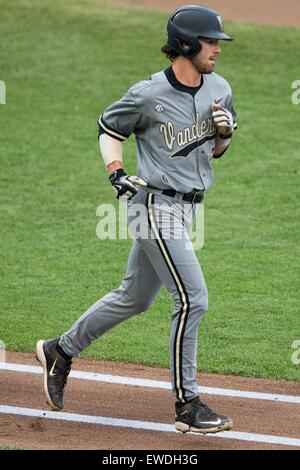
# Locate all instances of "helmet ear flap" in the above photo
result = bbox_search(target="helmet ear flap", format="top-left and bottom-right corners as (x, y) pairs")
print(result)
(179, 38), (202, 57)
(167, 22), (202, 57)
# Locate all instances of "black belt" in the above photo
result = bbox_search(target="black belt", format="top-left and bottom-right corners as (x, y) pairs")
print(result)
(161, 189), (204, 204)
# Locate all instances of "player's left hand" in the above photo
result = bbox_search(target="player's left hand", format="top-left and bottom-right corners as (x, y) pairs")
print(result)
(109, 168), (147, 201)
(211, 102), (234, 137)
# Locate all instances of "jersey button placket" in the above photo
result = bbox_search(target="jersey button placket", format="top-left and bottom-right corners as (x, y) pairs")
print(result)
(194, 95), (205, 191)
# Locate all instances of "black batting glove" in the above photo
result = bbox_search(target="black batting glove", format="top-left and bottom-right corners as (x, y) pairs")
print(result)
(109, 168), (147, 201)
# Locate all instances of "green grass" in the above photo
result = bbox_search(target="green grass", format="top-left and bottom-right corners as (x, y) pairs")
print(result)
(0, 0), (299, 381)
(0, 446), (28, 450)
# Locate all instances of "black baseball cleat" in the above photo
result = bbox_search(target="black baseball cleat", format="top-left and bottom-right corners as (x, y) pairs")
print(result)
(36, 339), (72, 411)
(175, 397), (233, 434)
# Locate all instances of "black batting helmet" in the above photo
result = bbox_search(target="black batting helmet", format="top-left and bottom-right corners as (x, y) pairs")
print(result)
(167, 4), (233, 58)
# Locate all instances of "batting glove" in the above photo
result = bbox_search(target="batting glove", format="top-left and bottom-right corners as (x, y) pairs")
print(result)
(109, 168), (147, 201)
(212, 102), (234, 137)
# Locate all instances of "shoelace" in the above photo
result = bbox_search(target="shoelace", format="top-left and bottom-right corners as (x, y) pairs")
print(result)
(196, 401), (217, 419)
(55, 361), (72, 390)
(62, 363), (72, 388)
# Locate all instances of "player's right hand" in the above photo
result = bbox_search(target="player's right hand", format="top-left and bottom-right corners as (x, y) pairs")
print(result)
(109, 168), (147, 201)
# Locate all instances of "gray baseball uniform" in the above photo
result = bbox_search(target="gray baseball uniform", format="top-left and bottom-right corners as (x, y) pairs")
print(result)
(59, 67), (236, 403)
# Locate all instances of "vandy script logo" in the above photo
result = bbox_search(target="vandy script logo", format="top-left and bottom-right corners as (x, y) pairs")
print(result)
(159, 113), (216, 157)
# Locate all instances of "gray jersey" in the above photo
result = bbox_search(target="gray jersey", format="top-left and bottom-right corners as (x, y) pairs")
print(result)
(99, 70), (236, 193)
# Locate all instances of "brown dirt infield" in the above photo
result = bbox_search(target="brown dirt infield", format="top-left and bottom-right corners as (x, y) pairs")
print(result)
(0, 352), (299, 450)
(115, 0), (300, 27)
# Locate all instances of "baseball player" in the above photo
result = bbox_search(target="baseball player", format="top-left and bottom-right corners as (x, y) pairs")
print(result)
(36, 5), (237, 435)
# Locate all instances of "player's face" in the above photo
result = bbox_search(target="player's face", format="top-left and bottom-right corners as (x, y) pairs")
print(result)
(191, 38), (221, 74)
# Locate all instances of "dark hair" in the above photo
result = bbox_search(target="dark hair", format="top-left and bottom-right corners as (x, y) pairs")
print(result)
(161, 44), (180, 61)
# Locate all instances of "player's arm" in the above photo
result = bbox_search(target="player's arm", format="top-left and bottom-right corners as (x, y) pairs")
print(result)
(99, 132), (123, 173)
(99, 132), (146, 201)
(213, 134), (232, 158)
(98, 85), (148, 200)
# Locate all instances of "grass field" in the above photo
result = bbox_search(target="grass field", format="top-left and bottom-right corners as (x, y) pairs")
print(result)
(0, 446), (27, 450)
(0, 0), (299, 381)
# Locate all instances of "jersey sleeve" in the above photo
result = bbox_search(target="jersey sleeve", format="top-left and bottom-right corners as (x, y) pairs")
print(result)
(98, 87), (145, 142)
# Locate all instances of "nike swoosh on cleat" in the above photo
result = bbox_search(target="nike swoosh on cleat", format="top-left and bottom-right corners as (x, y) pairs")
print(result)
(49, 359), (57, 376)
(200, 418), (222, 425)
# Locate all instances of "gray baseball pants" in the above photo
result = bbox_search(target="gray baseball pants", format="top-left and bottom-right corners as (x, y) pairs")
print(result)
(59, 189), (208, 402)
